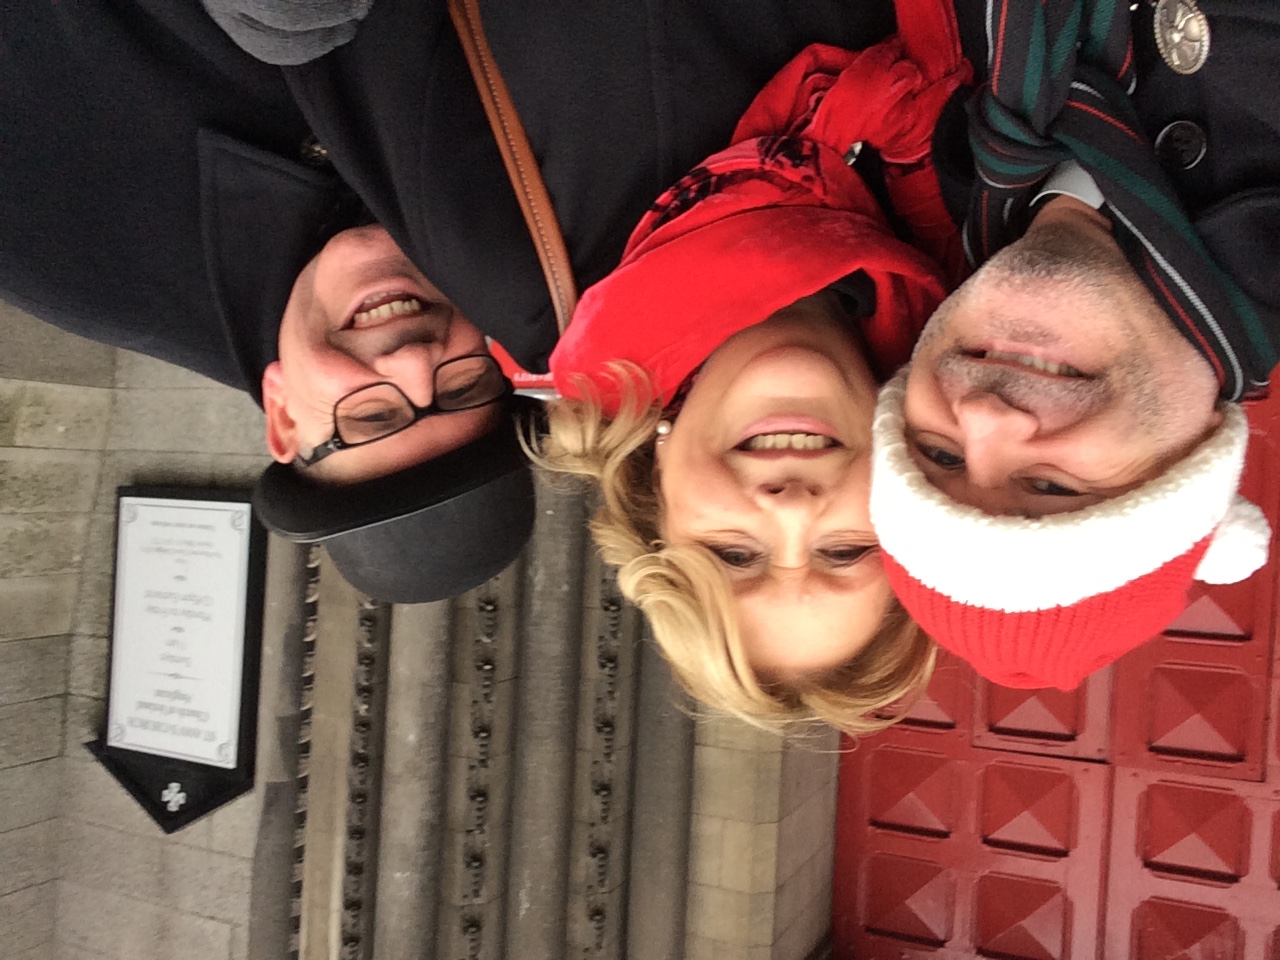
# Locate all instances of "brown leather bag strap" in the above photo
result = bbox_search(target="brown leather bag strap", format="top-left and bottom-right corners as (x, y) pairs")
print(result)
(447, 0), (577, 334)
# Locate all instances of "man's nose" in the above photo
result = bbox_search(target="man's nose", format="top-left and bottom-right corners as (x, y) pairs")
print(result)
(953, 393), (1038, 488)
(370, 343), (438, 407)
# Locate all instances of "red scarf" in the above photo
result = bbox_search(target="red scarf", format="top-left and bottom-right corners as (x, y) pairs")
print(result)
(551, 0), (972, 411)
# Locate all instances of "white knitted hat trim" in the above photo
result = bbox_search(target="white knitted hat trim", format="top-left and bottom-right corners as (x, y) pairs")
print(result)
(870, 368), (1249, 612)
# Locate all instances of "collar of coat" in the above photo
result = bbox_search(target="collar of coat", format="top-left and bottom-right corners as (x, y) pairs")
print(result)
(198, 128), (347, 406)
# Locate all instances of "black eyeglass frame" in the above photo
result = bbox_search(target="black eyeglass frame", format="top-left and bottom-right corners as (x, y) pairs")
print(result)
(294, 354), (512, 468)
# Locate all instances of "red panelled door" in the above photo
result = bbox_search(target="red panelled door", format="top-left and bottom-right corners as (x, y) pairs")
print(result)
(834, 392), (1280, 960)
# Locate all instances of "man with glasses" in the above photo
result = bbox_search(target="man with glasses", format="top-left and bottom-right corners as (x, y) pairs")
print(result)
(1, 2), (535, 603)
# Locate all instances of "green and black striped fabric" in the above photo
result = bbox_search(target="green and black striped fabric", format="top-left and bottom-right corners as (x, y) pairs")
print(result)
(964, 0), (1276, 400)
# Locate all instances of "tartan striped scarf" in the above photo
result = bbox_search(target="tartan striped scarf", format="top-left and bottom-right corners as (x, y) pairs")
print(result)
(964, 0), (1276, 400)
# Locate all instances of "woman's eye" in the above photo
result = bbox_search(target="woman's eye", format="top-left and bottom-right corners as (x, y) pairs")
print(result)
(709, 546), (761, 568)
(819, 545), (874, 567)
(1026, 478), (1082, 497)
(917, 443), (964, 470)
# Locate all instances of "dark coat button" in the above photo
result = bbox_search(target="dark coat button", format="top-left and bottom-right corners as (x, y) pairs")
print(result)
(299, 135), (331, 168)
(1155, 120), (1207, 171)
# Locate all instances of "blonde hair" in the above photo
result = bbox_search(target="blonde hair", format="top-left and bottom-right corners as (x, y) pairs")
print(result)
(526, 364), (936, 736)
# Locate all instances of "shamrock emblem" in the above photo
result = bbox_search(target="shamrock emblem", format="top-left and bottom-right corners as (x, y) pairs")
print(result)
(161, 782), (187, 812)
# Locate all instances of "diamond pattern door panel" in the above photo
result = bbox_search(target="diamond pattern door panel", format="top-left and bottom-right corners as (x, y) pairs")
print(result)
(973, 668), (1113, 761)
(1104, 768), (1280, 960)
(836, 392), (1280, 960)
(834, 722), (1108, 959)
(876, 653), (972, 733)
(1110, 397), (1279, 784)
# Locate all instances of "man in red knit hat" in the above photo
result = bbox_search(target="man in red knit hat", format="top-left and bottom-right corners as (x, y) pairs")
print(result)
(869, 0), (1278, 690)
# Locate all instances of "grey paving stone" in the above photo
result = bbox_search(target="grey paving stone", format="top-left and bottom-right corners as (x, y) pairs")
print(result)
(59, 819), (253, 924)
(12, 940), (55, 960)
(0, 821), (58, 897)
(0, 882), (57, 956)
(57, 821), (163, 907)
(0, 303), (116, 388)
(0, 697), (64, 769)
(0, 759), (60, 832)
(56, 881), (232, 960)
(207, 791), (261, 860)
(0, 449), (101, 513)
(107, 388), (264, 456)
(55, 941), (111, 960)
(0, 577), (78, 641)
(0, 515), (90, 578)
(163, 843), (253, 925)
(0, 636), (68, 705)
(0, 381), (112, 451)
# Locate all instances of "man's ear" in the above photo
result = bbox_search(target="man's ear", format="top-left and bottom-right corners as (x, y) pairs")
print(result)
(261, 361), (300, 464)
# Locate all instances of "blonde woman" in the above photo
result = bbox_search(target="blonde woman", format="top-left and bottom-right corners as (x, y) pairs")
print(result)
(533, 15), (973, 734)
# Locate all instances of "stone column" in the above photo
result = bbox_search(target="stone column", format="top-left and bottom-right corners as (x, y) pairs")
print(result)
(244, 535), (309, 960)
(684, 717), (840, 960)
(624, 639), (695, 960)
(502, 477), (587, 960)
(370, 599), (454, 960)
(298, 555), (389, 960)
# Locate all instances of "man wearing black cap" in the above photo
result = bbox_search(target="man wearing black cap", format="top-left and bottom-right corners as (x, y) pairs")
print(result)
(0, 1), (535, 603)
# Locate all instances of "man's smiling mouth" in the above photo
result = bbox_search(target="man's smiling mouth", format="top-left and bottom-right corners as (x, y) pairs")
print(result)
(348, 292), (427, 329)
(964, 349), (1087, 378)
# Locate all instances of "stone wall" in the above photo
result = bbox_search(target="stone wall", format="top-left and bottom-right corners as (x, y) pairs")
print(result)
(686, 717), (839, 960)
(0, 302), (275, 960)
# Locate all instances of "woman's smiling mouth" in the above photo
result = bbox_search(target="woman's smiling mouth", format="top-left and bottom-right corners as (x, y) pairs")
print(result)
(738, 432), (838, 451)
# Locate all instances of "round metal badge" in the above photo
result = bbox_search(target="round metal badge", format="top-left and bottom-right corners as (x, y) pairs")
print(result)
(1153, 0), (1211, 75)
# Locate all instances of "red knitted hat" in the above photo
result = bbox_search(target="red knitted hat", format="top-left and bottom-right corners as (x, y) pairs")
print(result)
(870, 370), (1271, 690)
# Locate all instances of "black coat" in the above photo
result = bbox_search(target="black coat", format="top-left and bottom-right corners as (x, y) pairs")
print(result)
(209, 0), (900, 373)
(0, 1), (352, 400)
(3, 0), (898, 389)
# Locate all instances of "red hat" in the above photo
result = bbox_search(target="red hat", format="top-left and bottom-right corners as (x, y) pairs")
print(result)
(545, 142), (947, 409)
(870, 371), (1271, 690)
(550, 40), (973, 410)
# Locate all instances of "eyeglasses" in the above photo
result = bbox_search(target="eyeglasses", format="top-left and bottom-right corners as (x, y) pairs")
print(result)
(295, 354), (510, 467)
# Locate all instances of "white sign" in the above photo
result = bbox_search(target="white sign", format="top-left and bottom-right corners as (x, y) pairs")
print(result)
(106, 496), (252, 769)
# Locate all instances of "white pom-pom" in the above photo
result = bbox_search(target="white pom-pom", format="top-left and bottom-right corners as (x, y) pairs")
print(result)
(1195, 495), (1272, 584)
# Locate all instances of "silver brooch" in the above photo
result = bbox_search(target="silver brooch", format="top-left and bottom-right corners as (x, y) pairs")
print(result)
(1153, 0), (1210, 75)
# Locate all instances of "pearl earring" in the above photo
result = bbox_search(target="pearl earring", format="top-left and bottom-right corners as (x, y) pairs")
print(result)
(656, 419), (672, 439)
